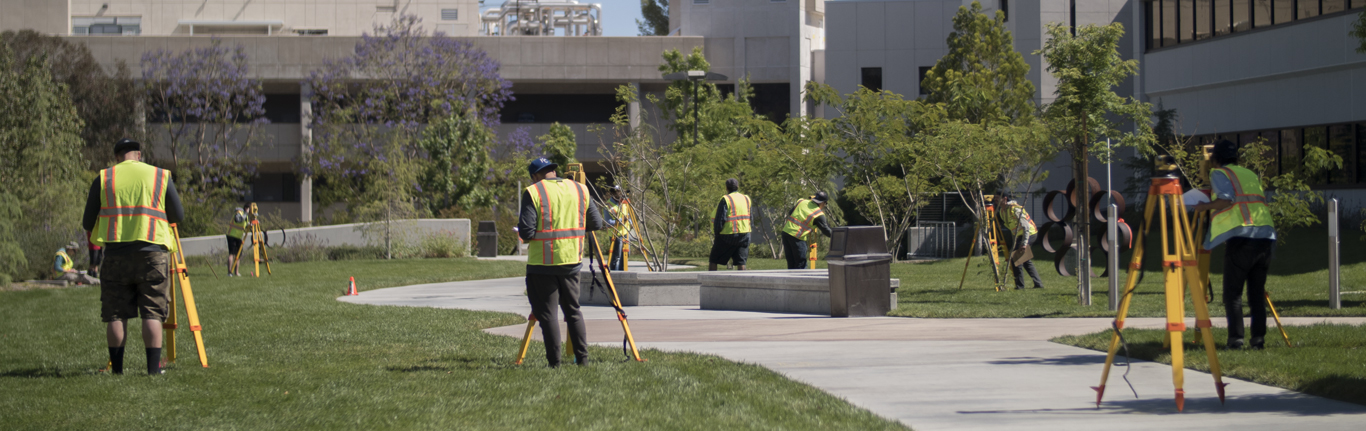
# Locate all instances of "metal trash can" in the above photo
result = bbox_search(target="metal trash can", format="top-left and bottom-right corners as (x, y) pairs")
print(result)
(826, 226), (894, 317)
(476, 221), (498, 257)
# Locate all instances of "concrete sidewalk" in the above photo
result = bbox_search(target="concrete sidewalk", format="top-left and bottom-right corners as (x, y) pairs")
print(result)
(340, 276), (1366, 431)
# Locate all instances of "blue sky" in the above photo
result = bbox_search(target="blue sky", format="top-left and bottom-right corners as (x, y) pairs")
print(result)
(480, 0), (649, 37)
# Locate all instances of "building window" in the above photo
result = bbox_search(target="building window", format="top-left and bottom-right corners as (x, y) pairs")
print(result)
(1147, 0), (1365, 51)
(694, 0), (710, 4)
(72, 16), (141, 35)
(1188, 121), (1365, 186)
(294, 29), (328, 36)
(249, 173), (299, 203)
(1001, 0), (1009, 22)
(442, 9), (459, 20)
(861, 67), (882, 92)
(918, 67), (932, 95)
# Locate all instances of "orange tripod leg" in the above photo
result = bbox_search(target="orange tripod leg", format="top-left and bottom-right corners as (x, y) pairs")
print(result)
(514, 315), (537, 365)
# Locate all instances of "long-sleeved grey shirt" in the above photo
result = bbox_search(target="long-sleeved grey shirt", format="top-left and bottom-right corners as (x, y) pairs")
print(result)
(82, 172), (185, 255)
(517, 177), (606, 275)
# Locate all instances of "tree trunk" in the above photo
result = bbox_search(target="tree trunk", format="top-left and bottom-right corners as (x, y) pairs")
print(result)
(1076, 120), (1092, 306)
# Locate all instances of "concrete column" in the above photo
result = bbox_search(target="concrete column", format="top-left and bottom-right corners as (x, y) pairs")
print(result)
(299, 83), (314, 224)
(628, 82), (640, 131)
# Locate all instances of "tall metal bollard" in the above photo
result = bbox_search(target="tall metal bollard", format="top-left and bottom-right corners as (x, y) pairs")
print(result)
(1329, 198), (1341, 310)
(1108, 204), (1120, 311)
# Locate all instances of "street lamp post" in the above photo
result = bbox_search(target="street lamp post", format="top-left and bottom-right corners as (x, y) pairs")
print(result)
(663, 70), (728, 147)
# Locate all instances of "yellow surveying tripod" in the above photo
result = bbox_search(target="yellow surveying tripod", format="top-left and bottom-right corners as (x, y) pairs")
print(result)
(1094, 164), (1225, 412)
(166, 224), (209, 368)
(514, 163), (645, 364)
(231, 203), (273, 277)
(958, 196), (1007, 291)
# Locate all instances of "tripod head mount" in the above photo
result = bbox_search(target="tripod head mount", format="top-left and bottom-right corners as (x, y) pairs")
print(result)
(1154, 155), (1181, 179)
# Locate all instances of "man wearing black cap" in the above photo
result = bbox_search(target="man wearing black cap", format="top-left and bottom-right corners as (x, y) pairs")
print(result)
(779, 192), (833, 269)
(1191, 139), (1277, 350)
(709, 178), (752, 271)
(82, 139), (185, 375)
(517, 157), (604, 367)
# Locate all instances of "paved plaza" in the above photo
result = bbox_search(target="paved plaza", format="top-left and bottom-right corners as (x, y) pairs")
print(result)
(341, 264), (1366, 431)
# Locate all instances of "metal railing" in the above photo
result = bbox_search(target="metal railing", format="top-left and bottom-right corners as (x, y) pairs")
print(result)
(905, 221), (956, 260)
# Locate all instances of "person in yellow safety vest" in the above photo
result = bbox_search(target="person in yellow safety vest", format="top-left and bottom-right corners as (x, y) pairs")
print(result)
(709, 178), (752, 271)
(998, 193), (1045, 290)
(225, 207), (248, 276)
(81, 139), (185, 376)
(1191, 139), (1277, 351)
(53, 242), (100, 285)
(780, 191), (833, 270)
(603, 186), (630, 271)
(516, 157), (604, 367)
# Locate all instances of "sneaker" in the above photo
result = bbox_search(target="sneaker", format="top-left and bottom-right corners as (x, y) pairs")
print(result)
(1250, 338), (1265, 350)
(1225, 339), (1245, 350)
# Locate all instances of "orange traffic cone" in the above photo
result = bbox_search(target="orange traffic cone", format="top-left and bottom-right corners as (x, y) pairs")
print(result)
(346, 277), (358, 296)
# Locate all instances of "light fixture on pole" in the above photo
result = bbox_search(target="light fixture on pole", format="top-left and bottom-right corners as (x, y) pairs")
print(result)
(663, 70), (728, 148)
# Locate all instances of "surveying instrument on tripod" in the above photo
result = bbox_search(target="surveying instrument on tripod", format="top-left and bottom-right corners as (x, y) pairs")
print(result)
(958, 195), (1007, 291)
(601, 186), (656, 272)
(166, 223), (210, 368)
(1093, 155), (1228, 412)
(231, 202), (273, 277)
(514, 163), (645, 364)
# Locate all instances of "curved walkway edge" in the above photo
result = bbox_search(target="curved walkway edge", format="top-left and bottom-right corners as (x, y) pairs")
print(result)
(341, 274), (1366, 431)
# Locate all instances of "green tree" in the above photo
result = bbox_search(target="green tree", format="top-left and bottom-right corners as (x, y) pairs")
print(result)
(419, 110), (495, 213)
(1036, 22), (1155, 301)
(638, 0), (670, 36)
(1, 30), (141, 169)
(0, 44), (88, 283)
(921, 1), (1036, 125)
(1353, 8), (1366, 53)
(538, 122), (578, 167)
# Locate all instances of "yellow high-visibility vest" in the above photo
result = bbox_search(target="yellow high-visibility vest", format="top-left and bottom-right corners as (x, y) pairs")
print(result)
(607, 200), (631, 238)
(55, 249), (74, 275)
(92, 160), (175, 252)
(781, 198), (824, 240)
(1207, 165), (1274, 246)
(1000, 203), (1037, 236)
(526, 178), (590, 266)
(227, 209), (247, 239)
(720, 192), (752, 235)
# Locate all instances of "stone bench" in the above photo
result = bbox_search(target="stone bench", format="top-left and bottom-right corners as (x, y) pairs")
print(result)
(698, 270), (900, 316)
(579, 270), (703, 306)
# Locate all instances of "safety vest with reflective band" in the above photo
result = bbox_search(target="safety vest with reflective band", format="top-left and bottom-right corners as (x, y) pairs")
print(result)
(1000, 203), (1037, 236)
(92, 160), (175, 252)
(1206, 166), (1275, 248)
(55, 249), (74, 275)
(781, 199), (824, 240)
(526, 178), (590, 266)
(607, 200), (631, 238)
(719, 192), (752, 234)
(227, 210), (247, 239)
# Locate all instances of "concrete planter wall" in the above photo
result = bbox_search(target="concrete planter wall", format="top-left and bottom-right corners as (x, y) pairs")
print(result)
(176, 219), (470, 257)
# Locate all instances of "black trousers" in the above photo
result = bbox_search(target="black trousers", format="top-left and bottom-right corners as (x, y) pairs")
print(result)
(609, 238), (624, 271)
(781, 233), (809, 269)
(526, 272), (589, 366)
(1010, 234), (1044, 289)
(1223, 237), (1274, 344)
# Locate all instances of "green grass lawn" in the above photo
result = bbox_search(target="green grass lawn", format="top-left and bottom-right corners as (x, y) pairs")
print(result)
(1053, 324), (1366, 406)
(0, 258), (907, 431)
(668, 251), (1366, 318)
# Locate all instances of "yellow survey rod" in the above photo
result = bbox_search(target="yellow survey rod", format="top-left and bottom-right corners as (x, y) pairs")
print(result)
(808, 242), (818, 268)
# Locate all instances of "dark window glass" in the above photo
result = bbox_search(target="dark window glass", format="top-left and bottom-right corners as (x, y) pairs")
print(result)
(919, 67), (932, 95)
(1240, 132), (1259, 148)
(499, 94), (618, 123)
(1353, 0), (1366, 9)
(1215, 0), (1233, 35)
(1254, 0), (1273, 27)
(1358, 123), (1366, 183)
(1323, 0), (1346, 13)
(1196, 0), (1214, 39)
(1280, 129), (1302, 179)
(1219, 133), (1240, 144)
(1233, 0), (1251, 31)
(861, 67), (883, 92)
(1299, 0), (1321, 18)
(1274, 0), (1295, 23)
(1260, 131), (1280, 177)
(250, 173), (299, 203)
(1164, 0), (1180, 46)
(1305, 126), (1328, 184)
(1180, 0), (1195, 42)
(1001, 0), (1009, 22)
(1329, 124), (1354, 184)
(262, 94), (300, 124)
(749, 83), (791, 124)
(1149, 1), (1163, 49)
